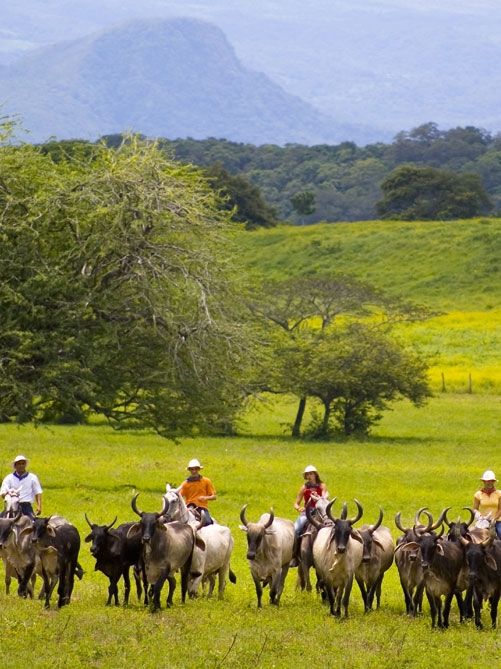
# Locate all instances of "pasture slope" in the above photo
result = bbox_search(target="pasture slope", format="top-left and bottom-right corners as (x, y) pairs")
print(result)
(0, 393), (500, 668)
(237, 217), (501, 393)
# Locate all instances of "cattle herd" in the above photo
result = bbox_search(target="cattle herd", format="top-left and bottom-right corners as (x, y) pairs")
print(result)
(1, 487), (500, 630)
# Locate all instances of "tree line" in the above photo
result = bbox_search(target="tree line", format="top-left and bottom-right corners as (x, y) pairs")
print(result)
(0, 123), (431, 438)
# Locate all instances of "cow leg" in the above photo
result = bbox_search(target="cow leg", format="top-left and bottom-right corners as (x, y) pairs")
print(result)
(342, 576), (355, 618)
(165, 574), (177, 608)
(216, 569), (225, 599)
(18, 562), (35, 598)
(356, 575), (368, 612)
(180, 561), (191, 604)
(413, 583), (424, 616)
(489, 593), (499, 629)
(252, 575), (263, 608)
(324, 584), (336, 616)
(443, 591), (455, 628)
(271, 565), (289, 605)
(463, 586), (473, 620)
(150, 573), (168, 612)
(122, 567), (131, 606)
(454, 589), (464, 623)
(426, 590), (437, 628)
(41, 566), (52, 609)
(57, 560), (70, 608)
(133, 564), (142, 602)
(472, 587), (483, 629)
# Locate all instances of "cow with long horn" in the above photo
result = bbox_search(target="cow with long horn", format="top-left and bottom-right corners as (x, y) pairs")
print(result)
(355, 508), (394, 611)
(239, 505), (294, 608)
(310, 498), (364, 617)
(127, 493), (196, 611)
(395, 510), (465, 628)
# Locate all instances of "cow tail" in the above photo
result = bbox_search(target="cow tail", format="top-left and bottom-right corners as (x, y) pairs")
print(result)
(229, 567), (237, 584)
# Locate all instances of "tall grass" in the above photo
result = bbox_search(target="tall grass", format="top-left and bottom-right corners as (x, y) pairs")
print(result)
(0, 394), (499, 667)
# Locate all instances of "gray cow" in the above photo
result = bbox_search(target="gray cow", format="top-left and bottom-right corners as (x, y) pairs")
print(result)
(128, 494), (196, 611)
(239, 505), (294, 608)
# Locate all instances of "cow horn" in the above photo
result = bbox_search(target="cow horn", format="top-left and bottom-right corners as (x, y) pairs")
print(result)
(443, 508), (451, 528)
(306, 503), (323, 530)
(131, 493), (143, 517)
(239, 504), (249, 527)
(106, 516), (118, 531)
(462, 506), (475, 528)
(264, 508), (274, 529)
(458, 534), (470, 547)
(348, 499), (363, 525)
(84, 513), (94, 529)
(481, 533), (494, 548)
(369, 507), (384, 534)
(414, 510), (433, 535)
(414, 507), (428, 525)
(394, 512), (409, 534)
(429, 507), (450, 531)
(157, 496), (169, 519)
(435, 524), (445, 539)
(341, 502), (348, 520)
(326, 497), (338, 522)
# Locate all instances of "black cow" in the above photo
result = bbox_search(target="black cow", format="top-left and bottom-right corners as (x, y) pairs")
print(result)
(84, 514), (147, 606)
(459, 533), (501, 629)
(396, 512), (464, 629)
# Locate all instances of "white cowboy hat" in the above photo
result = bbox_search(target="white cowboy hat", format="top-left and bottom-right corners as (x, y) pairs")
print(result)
(480, 469), (496, 481)
(303, 465), (318, 474)
(187, 458), (203, 470)
(12, 454), (28, 466)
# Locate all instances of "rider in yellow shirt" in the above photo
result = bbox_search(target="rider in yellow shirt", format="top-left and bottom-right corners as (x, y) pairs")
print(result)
(473, 469), (501, 538)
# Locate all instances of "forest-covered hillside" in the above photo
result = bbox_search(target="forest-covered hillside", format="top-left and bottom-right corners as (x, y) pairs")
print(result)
(158, 124), (501, 222)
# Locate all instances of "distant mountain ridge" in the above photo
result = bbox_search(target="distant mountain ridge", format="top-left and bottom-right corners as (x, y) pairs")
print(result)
(0, 17), (372, 145)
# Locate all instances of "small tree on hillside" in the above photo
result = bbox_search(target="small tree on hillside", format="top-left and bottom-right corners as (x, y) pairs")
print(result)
(290, 190), (316, 224)
(278, 324), (430, 438)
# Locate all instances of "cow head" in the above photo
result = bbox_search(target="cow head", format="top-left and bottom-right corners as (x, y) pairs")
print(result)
(0, 509), (23, 548)
(84, 514), (118, 556)
(459, 533), (498, 583)
(325, 499), (364, 554)
(128, 493), (169, 544)
(359, 508), (384, 563)
(239, 504), (274, 560)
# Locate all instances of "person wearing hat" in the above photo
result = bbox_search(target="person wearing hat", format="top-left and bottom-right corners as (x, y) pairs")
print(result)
(176, 459), (216, 525)
(290, 465), (328, 566)
(1, 455), (43, 519)
(472, 469), (501, 537)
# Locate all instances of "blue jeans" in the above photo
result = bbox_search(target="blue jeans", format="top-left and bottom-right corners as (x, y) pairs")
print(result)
(294, 514), (308, 536)
(496, 521), (501, 539)
(19, 502), (35, 519)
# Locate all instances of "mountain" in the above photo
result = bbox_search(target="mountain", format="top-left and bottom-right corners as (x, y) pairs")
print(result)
(0, 17), (372, 145)
(2, 1), (501, 142)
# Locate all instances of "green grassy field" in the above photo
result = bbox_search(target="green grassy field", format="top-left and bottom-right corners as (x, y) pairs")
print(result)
(0, 393), (499, 668)
(236, 217), (501, 394)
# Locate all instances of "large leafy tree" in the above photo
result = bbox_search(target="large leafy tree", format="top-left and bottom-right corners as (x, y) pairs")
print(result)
(377, 165), (492, 220)
(0, 128), (248, 433)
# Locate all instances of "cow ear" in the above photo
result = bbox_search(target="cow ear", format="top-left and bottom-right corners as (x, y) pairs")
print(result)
(195, 537), (206, 551)
(436, 542), (445, 555)
(84, 533), (92, 543)
(395, 541), (419, 553)
(126, 523), (141, 539)
(47, 525), (56, 537)
(372, 538), (384, 550)
(20, 527), (33, 538)
(238, 525), (248, 532)
(485, 554), (497, 570)
(350, 530), (363, 543)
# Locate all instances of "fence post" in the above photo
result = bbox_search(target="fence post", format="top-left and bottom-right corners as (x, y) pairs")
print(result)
(441, 372), (447, 393)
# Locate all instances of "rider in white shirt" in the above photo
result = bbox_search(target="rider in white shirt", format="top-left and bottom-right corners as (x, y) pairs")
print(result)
(1, 454), (43, 518)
